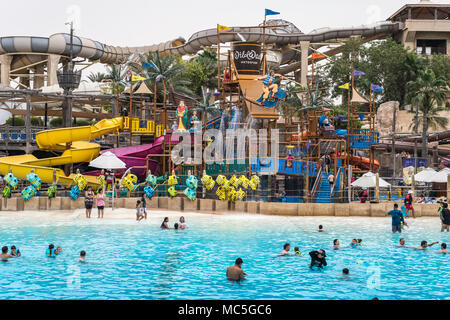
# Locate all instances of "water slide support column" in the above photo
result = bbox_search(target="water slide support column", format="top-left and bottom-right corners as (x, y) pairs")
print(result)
(0, 55), (13, 86)
(25, 93), (32, 154)
(33, 64), (45, 89)
(299, 41), (310, 87)
(47, 55), (60, 86)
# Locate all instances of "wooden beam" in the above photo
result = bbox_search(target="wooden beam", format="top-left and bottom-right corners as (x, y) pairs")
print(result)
(4, 109), (112, 119)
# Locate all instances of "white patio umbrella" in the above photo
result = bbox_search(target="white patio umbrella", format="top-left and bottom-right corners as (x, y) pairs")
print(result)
(89, 152), (126, 210)
(351, 172), (391, 188)
(414, 167), (437, 183)
(429, 168), (450, 183)
(89, 151), (126, 169)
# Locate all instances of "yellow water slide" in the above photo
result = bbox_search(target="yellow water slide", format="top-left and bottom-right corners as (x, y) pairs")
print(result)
(0, 117), (123, 188)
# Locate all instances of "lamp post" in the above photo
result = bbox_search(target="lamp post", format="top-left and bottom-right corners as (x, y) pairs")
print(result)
(57, 21), (81, 128)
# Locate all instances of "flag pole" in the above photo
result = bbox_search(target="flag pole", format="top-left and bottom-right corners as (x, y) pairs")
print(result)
(263, 10), (267, 75)
(217, 24), (221, 90)
(129, 76), (134, 145)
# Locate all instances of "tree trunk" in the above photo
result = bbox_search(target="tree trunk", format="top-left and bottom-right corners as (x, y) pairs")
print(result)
(162, 79), (167, 129)
(422, 107), (428, 159)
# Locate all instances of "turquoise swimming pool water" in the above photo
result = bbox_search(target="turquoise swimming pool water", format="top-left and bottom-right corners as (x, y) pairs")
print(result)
(0, 212), (448, 300)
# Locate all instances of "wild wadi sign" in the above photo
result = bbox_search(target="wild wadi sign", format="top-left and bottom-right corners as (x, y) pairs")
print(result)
(232, 42), (262, 75)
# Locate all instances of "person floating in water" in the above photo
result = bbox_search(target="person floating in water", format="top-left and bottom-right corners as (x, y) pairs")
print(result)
(309, 249), (327, 269)
(340, 268), (351, 280)
(294, 247), (302, 256)
(79, 250), (87, 263)
(415, 240), (439, 250)
(46, 244), (57, 257)
(10, 245), (20, 257)
(388, 204), (404, 233)
(226, 258), (247, 282)
(55, 246), (62, 255)
(178, 216), (187, 229)
(317, 225), (324, 232)
(161, 217), (170, 229)
(254, 71), (287, 107)
(438, 243), (449, 254)
(0, 246), (12, 261)
(279, 243), (291, 256)
(333, 239), (341, 250)
(350, 239), (358, 248)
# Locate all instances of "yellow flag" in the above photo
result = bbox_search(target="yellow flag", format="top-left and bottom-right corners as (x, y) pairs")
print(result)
(338, 83), (350, 90)
(217, 24), (232, 31)
(131, 75), (146, 82)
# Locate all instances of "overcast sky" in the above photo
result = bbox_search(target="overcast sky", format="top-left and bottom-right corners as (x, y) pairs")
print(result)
(1, 0), (449, 76)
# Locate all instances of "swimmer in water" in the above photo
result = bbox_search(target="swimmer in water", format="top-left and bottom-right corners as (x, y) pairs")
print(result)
(350, 239), (358, 248)
(279, 243), (291, 256)
(333, 239), (341, 250)
(294, 246), (302, 256)
(55, 246), (62, 255)
(317, 225), (324, 232)
(46, 244), (56, 257)
(357, 239), (362, 246)
(309, 249), (327, 269)
(398, 238), (406, 247)
(340, 268), (351, 279)
(179, 216), (187, 229)
(416, 240), (439, 250)
(226, 258), (247, 282)
(79, 250), (86, 263)
(161, 217), (170, 229)
(10, 245), (21, 257)
(174, 223), (179, 230)
(437, 243), (449, 254)
(0, 246), (12, 261)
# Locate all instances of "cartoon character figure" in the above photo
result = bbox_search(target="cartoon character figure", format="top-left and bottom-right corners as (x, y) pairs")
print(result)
(176, 100), (189, 131)
(189, 110), (200, 130)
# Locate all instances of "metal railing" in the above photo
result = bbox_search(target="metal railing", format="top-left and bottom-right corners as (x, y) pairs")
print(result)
(310, 166), (323, 201)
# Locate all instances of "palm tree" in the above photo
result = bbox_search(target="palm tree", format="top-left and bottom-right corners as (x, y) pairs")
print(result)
(100, 64), (127, 115)
(406, 69), (449, 158)
(129, 51), (192, 128)
(196, 87), (221, 126)
(87, 72), (107, 83)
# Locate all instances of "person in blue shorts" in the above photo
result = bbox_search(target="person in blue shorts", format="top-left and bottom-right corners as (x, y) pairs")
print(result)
(387, 204), (404, 233)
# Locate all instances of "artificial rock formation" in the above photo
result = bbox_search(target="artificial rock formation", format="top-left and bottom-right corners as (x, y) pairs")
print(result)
(375, 101), (399, 136)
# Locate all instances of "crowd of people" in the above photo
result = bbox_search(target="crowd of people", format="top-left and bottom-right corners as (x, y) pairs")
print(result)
(226, 211), (449, 284)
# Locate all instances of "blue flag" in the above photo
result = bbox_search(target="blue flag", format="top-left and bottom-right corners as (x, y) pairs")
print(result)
(142, 61), (155, 69)
(370, 83), (383, 92)
(265, 9), (280, 16)
(353, 69), (366, 76)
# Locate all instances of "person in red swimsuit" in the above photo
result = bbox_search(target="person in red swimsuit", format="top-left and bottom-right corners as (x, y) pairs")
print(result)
(404, 190), (415, 218)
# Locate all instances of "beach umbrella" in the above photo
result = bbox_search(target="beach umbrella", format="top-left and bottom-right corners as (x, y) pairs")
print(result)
(429, 168), (450, 183)
(89, 152), (126, 210)
(414, 167), (437, 183)
(89, 151), (126, 169)
(351, 172), (391, 188)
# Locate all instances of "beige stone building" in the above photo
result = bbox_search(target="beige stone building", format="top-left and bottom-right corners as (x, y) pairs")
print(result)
(388, 0), (450, 56)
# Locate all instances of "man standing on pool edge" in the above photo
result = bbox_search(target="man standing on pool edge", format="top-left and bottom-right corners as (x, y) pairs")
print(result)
(388, 204), (404, 233)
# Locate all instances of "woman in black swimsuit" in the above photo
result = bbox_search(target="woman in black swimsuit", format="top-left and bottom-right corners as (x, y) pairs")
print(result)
(85, 186), (95, 218)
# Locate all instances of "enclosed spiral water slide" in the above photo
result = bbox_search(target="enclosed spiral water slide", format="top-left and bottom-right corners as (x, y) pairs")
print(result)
(0, 21), (402, 88)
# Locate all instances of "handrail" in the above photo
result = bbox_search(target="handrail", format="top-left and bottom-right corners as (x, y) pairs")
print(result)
(330, 167), (343, 199)
(310, 166), (323, 201)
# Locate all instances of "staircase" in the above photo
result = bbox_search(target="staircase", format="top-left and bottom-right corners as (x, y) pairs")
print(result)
(314, 172), (333, 203)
